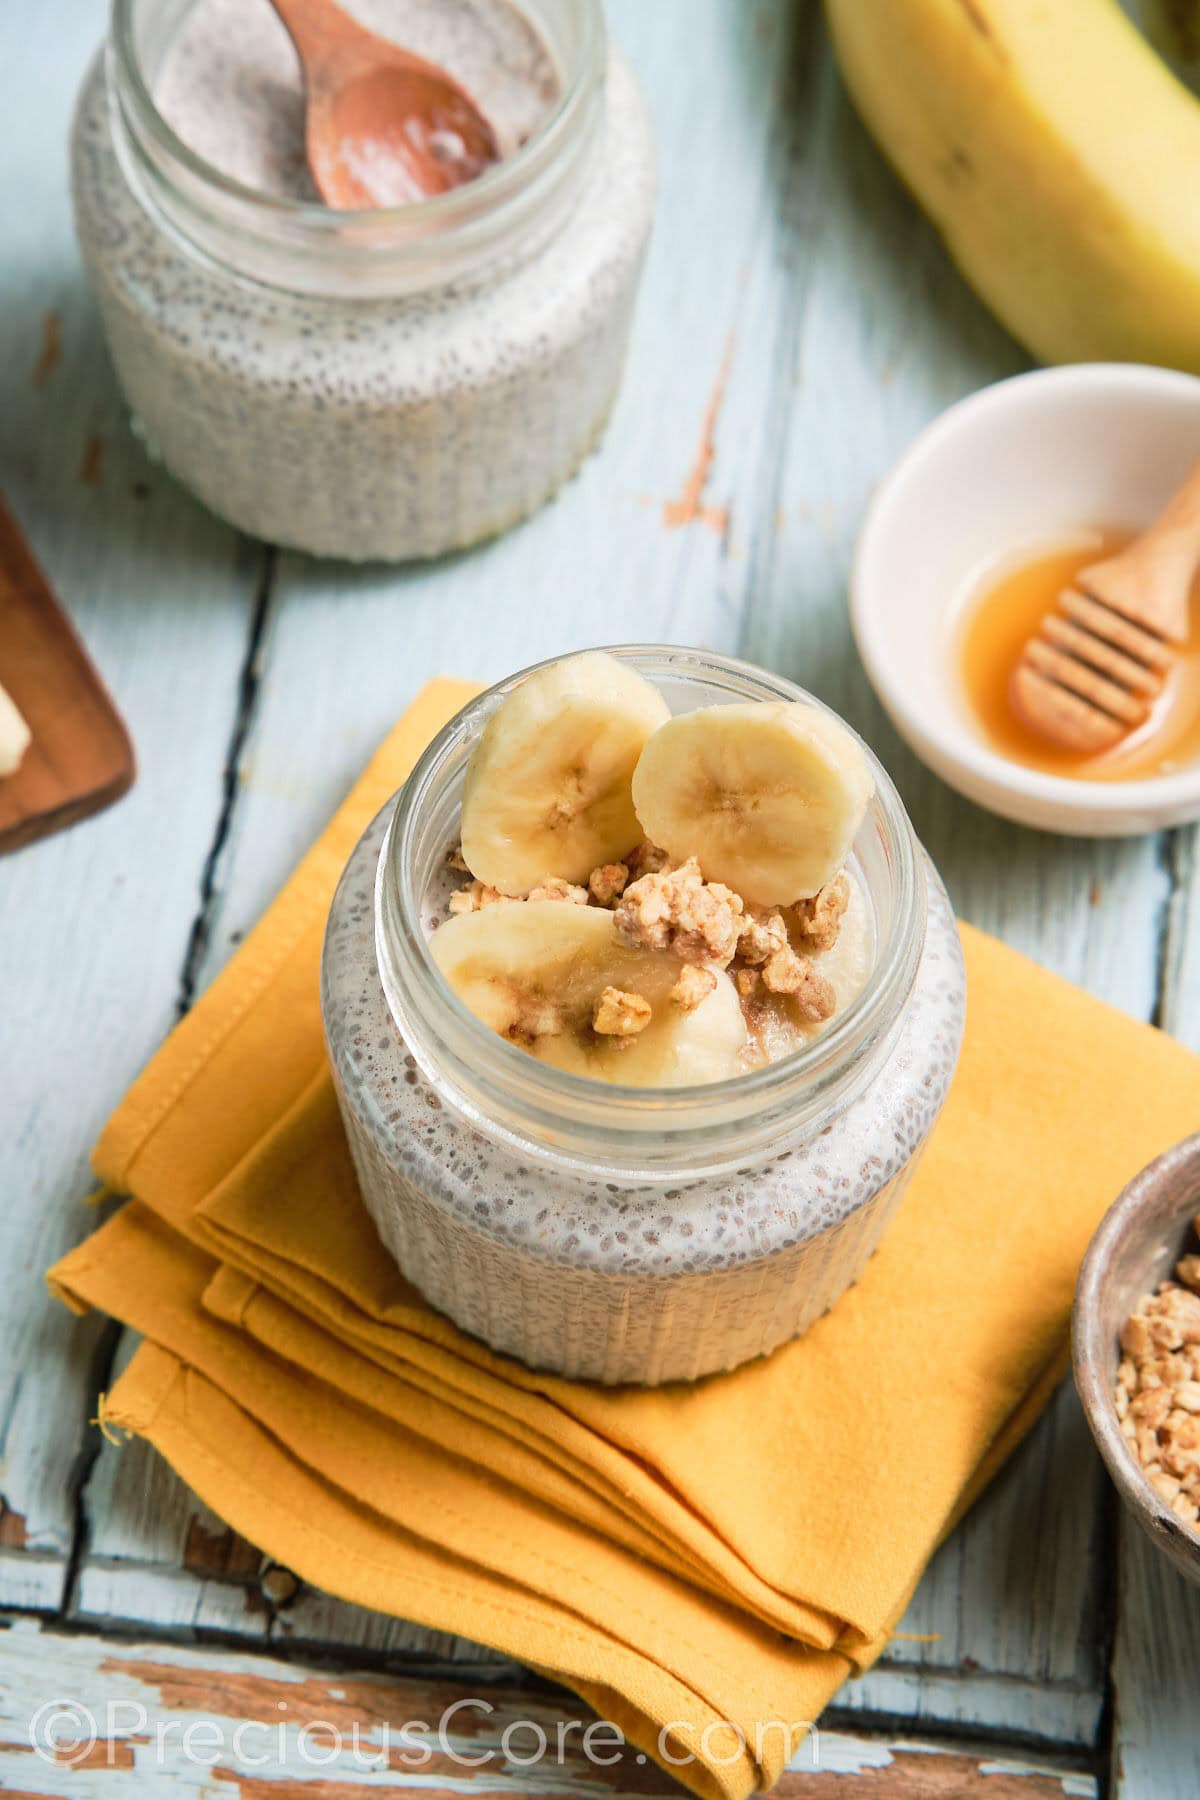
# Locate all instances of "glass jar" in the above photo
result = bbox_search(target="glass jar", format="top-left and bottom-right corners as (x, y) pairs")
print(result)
(322, 649), (967, 1385)
(71, 0), (653, 561)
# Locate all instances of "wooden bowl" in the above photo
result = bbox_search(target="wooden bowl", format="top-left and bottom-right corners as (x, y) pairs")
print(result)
(1073, 1133), (1200, 1588)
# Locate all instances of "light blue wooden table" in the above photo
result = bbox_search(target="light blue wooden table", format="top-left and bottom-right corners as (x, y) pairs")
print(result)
(2, 2), (1198, 1794)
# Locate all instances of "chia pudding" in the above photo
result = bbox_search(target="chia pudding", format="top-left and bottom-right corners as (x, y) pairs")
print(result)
(71, 0), (653, 560)
(321, 649), (966, 1385)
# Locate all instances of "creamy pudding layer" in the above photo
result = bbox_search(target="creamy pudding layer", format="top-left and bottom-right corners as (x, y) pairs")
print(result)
(155, 0), (561, 200)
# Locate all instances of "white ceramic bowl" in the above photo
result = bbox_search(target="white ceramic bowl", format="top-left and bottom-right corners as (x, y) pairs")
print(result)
(852, 364), (1200, 836)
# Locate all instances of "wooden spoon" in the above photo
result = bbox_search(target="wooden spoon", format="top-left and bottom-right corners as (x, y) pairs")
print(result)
(268, 0), (500, 209)
(1011, 458), (1200, 754)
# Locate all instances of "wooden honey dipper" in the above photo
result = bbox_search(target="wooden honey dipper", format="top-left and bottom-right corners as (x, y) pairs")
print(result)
(1011, 459), (1200, 754)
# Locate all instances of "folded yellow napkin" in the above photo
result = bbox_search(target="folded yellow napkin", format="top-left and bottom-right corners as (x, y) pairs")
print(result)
(50, 680), (1200, 1800)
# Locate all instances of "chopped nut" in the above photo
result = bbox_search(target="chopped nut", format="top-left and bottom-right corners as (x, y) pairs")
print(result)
(1162, 1414), (1200, 1476)
(1130, 1386), (1172, 1430)
(1120, 1312), (1154, 1360)
(1115, 1223), (1200, 1537)
(587, 862), (629, 908)
(1143, 1351), (1194, 1390)
(734, 968), (761, 1000)
(791, 874), (850, 953)
(592, 986), (652, 1037)
(526, 877), (588, 905)
(613, 857), (744, 966)
(670, 965), (718, 1012)
(761, 946), (837, 1021)
(446, 844), (471, 874)
(1178, 1255), (1200, 1293)
(1155, 1285), (1200, 1347)
(448, 880), (515, 916)
(737, 907), (790, 967)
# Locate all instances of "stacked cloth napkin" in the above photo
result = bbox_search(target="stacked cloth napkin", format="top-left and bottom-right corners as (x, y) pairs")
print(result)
(50, 680), (1200, 1800)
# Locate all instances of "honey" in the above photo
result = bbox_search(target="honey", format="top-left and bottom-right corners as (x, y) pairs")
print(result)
(958, 532), (1200, 781)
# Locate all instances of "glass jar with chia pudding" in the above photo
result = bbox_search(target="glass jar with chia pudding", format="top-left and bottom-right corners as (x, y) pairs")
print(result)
(321, 647), (967, 1386)
(71, 0), (653, 560)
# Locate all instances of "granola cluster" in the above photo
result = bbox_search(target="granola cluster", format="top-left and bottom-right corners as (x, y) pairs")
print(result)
(610, 859), (839, 1023)
(793, 875), (850, 953)
(448, 879), (514, 915)
(588, 863), (629, 908)
(445, 840), (846, 1040)
(1116, 1220), (1200, 1533)
(592, 986), (652, 1037)
(670, 964), (718, 1012)
(448, 874), (588, 914)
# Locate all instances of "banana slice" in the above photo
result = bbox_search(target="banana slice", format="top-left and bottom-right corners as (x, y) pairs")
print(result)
(431, 901), (746, 1087)
(632, 702), (874, 905)
(460, 653), (671, 896)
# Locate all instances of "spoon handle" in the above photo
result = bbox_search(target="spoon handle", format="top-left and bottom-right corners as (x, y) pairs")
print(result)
(269, 0), (362, 68)
(1077, 456), (1200, 644)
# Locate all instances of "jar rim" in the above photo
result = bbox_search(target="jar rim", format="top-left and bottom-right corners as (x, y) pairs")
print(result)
(107, 0), (608, 295)
(375, 646), (929, 1177)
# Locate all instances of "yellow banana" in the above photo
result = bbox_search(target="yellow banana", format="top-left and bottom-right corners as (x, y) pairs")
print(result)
(825, 0), (1200, 371)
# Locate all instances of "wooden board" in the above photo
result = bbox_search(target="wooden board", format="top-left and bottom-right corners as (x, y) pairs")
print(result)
(0, 492), (134, 852)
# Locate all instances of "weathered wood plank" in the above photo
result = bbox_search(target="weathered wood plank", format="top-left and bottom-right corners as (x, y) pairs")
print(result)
(271, 1591), (511, 1666)
(1110, 1511), (1200, 1800)
(831, 1676), (1100, 1756)
(0, 0), (261, 1604)
(1157, 826), (1200, 1047)
(0, 1618), (1098, 1797)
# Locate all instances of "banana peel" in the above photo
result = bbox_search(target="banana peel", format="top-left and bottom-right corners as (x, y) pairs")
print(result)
(824, 0), (1200, 372)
